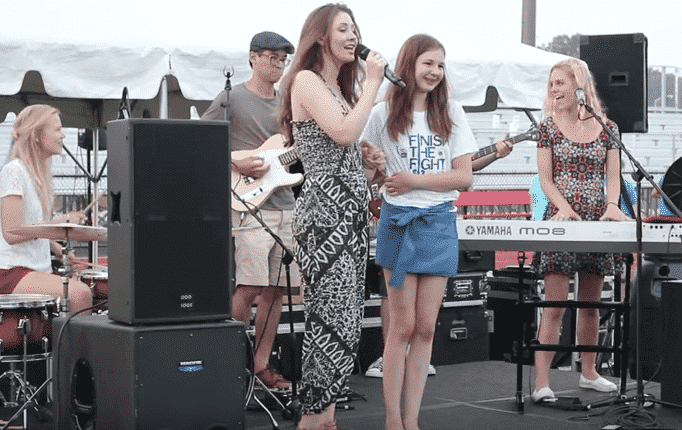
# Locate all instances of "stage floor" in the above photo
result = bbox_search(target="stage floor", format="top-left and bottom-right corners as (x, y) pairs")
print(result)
(245, 361), (682, 430)
(3, 360), (680, 429)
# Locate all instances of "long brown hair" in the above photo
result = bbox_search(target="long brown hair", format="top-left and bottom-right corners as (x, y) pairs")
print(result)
(542, 58), (608, 121)
(278, 3), (365, 146)
(8, 104), (59, 220)
(385, 34), (452, 142)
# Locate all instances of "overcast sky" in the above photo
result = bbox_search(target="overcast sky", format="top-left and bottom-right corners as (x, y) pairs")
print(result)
(0, 0), (680, 69)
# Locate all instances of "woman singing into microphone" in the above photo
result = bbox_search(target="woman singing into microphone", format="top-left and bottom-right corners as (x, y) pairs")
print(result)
(278, 3), (386, 429)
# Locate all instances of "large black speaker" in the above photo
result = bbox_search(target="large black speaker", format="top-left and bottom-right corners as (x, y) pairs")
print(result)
(580, 33), (648, 133)
(107, 119), (231, 324)
(52, 315), (246, 430)
(628, 258), (671, 382)
(661, 280), (682, 406)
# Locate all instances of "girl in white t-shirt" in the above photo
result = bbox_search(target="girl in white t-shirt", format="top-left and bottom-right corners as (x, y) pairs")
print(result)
(0, 105), (92, 312)
(361, 34), (477, 430)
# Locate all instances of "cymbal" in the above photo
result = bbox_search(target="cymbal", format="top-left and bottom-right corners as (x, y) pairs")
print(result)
(9, 223), (107, 242)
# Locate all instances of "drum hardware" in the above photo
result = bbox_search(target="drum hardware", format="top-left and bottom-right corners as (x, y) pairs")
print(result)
(0, 317), (52, 429)
(8, 223), (107, 315)
(0, 295), (57, 429)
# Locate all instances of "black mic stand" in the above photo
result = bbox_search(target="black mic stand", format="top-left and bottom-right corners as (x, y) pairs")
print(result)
(231, 192), (300, 421)
(222, 69), (300, 427)
(581, 102), (682, 412)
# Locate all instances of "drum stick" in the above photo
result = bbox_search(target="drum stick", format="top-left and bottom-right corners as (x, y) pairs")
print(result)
(82, 195), (101, 214)
(80, 261), (108, 270)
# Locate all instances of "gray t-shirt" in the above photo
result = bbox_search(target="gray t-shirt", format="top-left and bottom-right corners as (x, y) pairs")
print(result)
(202, 82), (294, 210)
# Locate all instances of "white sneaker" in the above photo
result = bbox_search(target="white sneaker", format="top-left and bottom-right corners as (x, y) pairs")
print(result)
(579, 374), (618, 392)
(531, 386), (556, 403)
(365, 357), (435, 377)
(365, 357), (383, 378)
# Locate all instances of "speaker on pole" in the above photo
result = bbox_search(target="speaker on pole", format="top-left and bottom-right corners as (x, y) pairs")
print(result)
(580, 33), (648, 133)
(107, 119), (232, 324)
(52, 315), (246, 430)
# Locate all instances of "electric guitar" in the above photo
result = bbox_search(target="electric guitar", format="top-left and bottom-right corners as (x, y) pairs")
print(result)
(470, 127), (539, 161)
(368, 127), (540, 218)
(231, 134), (303, 212)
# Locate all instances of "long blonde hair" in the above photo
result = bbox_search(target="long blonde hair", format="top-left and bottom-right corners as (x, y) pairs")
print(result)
(542, 58), (608, 121)
(8, 104), (59, 220)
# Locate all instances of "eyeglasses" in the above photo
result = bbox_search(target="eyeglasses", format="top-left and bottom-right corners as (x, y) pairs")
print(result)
(258, 53), (291, 67)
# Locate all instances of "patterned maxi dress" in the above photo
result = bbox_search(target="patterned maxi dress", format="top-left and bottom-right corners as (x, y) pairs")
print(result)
(534, 116), (619, 276)
(291, 117), (369, 414)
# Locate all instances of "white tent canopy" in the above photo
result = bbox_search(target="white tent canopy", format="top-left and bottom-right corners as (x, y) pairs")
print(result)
(446, 38), (570, 110)
(0, 41), (250, 129)
(0, 39), (570, 129)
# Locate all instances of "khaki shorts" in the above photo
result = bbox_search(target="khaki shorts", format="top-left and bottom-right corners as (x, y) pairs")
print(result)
(231, 209), (301, 289)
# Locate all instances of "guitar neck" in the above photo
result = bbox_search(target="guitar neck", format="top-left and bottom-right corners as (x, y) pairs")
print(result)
(278, 148), (298, 166)
(471, 133), (531, 161)
(472, 145), (496, 161)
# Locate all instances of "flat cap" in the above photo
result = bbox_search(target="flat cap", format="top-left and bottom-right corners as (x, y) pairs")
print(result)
(250, 31), (295, 54)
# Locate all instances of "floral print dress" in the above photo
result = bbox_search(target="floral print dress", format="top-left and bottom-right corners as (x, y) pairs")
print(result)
(534, 116), (619, 276)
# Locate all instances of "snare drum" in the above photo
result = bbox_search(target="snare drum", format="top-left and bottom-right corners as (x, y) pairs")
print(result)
(79, 268), (108, 301)
(0, 294), (57, 356)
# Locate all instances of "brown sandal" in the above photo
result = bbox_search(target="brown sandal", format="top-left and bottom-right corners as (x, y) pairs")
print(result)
(255, 365), (291, 390)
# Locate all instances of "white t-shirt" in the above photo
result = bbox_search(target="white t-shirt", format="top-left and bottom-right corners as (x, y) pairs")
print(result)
(362, 101), (478, 208)
(0, 159), (52, 272)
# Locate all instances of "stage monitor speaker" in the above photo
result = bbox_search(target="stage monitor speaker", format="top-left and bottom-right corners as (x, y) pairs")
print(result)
(661, 280), (682, 406)
(107, 119), (231, 324)
(580, 33), (648, 133)
(52, 315), (246, 430)
(628, 258), (669, 382)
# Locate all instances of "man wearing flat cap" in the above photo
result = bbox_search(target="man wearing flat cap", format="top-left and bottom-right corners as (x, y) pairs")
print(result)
(202, 31), (297, 391)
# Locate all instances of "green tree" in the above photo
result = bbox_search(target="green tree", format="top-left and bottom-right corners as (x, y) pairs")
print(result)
(538, 34), (581, 58)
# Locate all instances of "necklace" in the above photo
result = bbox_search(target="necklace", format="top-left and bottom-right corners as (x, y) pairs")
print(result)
(319, 75), (349, 116)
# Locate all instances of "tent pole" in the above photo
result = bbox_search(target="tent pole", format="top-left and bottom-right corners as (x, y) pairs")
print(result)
(160, 75), (169, 119)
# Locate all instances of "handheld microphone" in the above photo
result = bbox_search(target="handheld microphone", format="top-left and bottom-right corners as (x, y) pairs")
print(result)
(356, 44), (405, 89)
(575, 88), (586, 106)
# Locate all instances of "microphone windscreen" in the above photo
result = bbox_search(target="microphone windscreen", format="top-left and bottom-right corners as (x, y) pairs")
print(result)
(355, 44), (370, 60)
